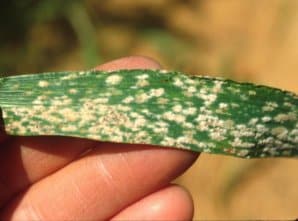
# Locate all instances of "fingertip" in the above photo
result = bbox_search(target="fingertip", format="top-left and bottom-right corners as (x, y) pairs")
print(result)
(94, 56), (162, 71)
(112, 185), (194, 221)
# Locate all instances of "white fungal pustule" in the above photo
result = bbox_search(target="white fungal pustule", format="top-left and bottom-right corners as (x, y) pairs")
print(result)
(249, 118), (258, 125)
(187, 86), (197, 93)
(136, 74), (149, 79)
(262, 101), (278, 112)
(153, 126), (168, 134)
(149, 88), (165, 97)
(136, 79), (149, 87)
(162, 111), (186, 123)
(157, 97), (169, 104)
(59, 108), (78, 122)
(256, 124), (269, 134)
(61, 125), (77, 132)
(271, 127), (288, 140)
(212, 81), (223, 93)
(219, 103), (228, 109)
(284, 102), (294, 107)
(123, 96), (134, 104)
(172, 104), (183, 113)
(230, 137), (254, 148)
(262, 116), (271, 123)
(209, 131), (225, 141)
(105, 74), (122, 85)
(93, 98), (109, 104)
(198, 92), (217, 106)
(173, 77), (184, 87)
(248, 90), (257, 96)
(135, 93), (151, 103)
(237, 149), (250, 157)
(69, 88), (78, 94)
(182, 107), (197, 115)
(274, 113), (296, 122)
(217, 103), (228, 113)
(38, 80), (49, 88)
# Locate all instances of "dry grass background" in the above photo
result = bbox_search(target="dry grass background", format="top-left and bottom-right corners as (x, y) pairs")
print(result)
(172, 1), (298, 219)
(1, 0), (297, 219)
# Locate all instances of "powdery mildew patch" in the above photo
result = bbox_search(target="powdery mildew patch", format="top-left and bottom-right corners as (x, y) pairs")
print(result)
(0, 69), (297, 158)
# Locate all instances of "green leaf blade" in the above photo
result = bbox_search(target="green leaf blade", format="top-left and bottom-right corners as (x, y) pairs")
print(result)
(0, 69), (297, 158)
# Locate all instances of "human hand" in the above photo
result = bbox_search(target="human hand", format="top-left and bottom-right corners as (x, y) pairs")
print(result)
(0, 56), (199, 220)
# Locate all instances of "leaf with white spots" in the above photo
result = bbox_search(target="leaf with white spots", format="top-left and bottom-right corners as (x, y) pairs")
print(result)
(0, 69), (297, 158)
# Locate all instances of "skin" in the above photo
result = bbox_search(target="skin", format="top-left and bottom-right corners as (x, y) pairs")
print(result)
(0, 56), (199, 220)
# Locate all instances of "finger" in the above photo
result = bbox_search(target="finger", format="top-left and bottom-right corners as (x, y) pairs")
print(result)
(94, 55), (161, 71)
(0, 137), (95, 207)
(0, 56), (162, 207)
(1, 143), (198, 220)
(111, 185), (194, 221)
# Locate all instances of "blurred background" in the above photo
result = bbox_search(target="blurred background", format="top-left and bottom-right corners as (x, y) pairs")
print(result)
(1, 0), (297, 219)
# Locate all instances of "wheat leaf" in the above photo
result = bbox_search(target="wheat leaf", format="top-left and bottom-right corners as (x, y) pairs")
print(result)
(0, 69), (297, 158)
